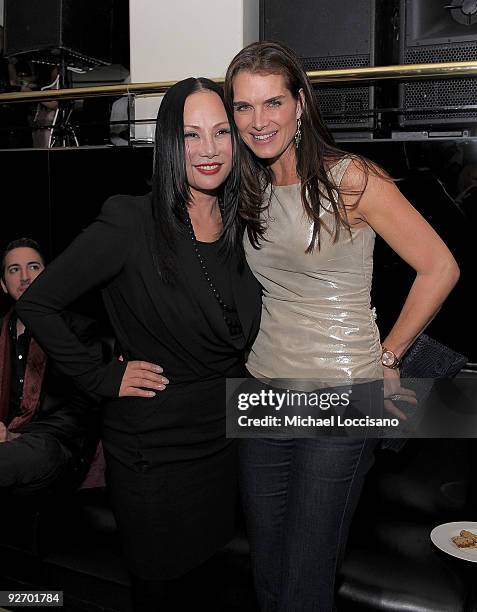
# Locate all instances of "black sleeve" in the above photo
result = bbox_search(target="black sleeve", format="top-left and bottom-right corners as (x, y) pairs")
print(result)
(15, 196), (133, 397)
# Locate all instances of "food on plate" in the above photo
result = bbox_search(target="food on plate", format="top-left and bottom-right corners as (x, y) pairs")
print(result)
(460, 530), (477, 543)
(451, 529), (477, 549)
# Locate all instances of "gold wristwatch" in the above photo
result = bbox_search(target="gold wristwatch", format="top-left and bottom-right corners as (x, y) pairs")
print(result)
(381, 346), (402, 369)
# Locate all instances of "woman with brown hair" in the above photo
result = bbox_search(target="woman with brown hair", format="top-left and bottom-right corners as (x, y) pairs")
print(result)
(224, 41), (459, 610)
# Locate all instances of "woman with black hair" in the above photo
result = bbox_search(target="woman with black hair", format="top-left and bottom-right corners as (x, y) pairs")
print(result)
(224, 42), (460, 611)
(16, 77), (261, 609)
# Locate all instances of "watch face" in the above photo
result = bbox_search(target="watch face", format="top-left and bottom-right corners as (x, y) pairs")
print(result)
(382, 350), (396, 367)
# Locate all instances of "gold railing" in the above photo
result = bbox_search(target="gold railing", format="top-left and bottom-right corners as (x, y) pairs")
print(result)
(1, 60), (477, 104)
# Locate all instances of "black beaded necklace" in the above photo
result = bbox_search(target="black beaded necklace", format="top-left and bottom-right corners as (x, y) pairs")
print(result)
(185, 203), (243, 338)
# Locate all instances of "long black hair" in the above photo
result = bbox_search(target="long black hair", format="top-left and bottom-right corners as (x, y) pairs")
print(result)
(151, 77), (243, 282)
(224, 41), (384, 251)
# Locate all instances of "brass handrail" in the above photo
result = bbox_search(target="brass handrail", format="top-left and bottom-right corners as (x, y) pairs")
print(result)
(1, 60), (477, 104)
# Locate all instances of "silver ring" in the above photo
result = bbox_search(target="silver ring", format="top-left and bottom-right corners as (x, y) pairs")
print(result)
(390, 394), (402, 401)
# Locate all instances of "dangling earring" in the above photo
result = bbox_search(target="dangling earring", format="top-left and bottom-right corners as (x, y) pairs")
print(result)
(294, 117), (302, 149)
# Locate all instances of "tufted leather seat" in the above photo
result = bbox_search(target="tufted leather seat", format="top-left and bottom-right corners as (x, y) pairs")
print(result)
(337, 438), (476, 612)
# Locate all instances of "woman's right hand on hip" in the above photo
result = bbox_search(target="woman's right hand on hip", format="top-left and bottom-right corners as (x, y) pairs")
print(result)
(119, 361), (169, 397)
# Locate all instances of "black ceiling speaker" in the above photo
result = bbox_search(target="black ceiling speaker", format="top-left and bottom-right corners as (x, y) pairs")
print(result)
(399, 0), (477, 127)
(4, 0), (113, 69)
(260, 0), (397, 134)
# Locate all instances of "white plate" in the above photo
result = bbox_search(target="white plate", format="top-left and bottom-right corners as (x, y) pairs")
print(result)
(430, 521), (477, 562)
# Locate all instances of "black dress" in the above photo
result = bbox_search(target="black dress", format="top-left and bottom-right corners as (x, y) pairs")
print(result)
(16, 194), (262, 579)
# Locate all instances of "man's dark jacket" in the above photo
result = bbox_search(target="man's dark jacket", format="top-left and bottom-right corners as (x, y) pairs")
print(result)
(0, 310), (103, 485)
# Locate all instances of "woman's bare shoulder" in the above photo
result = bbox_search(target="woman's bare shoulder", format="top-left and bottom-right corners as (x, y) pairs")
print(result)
(339, 155), (390, 192)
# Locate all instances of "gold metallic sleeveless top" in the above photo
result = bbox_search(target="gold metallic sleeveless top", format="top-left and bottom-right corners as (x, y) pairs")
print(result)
(244, 157), (382, 382)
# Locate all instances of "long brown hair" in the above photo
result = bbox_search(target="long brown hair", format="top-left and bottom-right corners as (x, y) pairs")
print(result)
(224, 41), (377, 251)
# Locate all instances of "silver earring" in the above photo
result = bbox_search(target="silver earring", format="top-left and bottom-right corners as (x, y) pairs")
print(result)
(294, 117), (302, 148)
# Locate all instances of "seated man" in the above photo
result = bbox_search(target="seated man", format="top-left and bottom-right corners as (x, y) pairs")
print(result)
(0, 238), (101, 495)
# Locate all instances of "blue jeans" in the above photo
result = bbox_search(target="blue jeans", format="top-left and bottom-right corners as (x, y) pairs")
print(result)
(239, 437), (377, 612)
